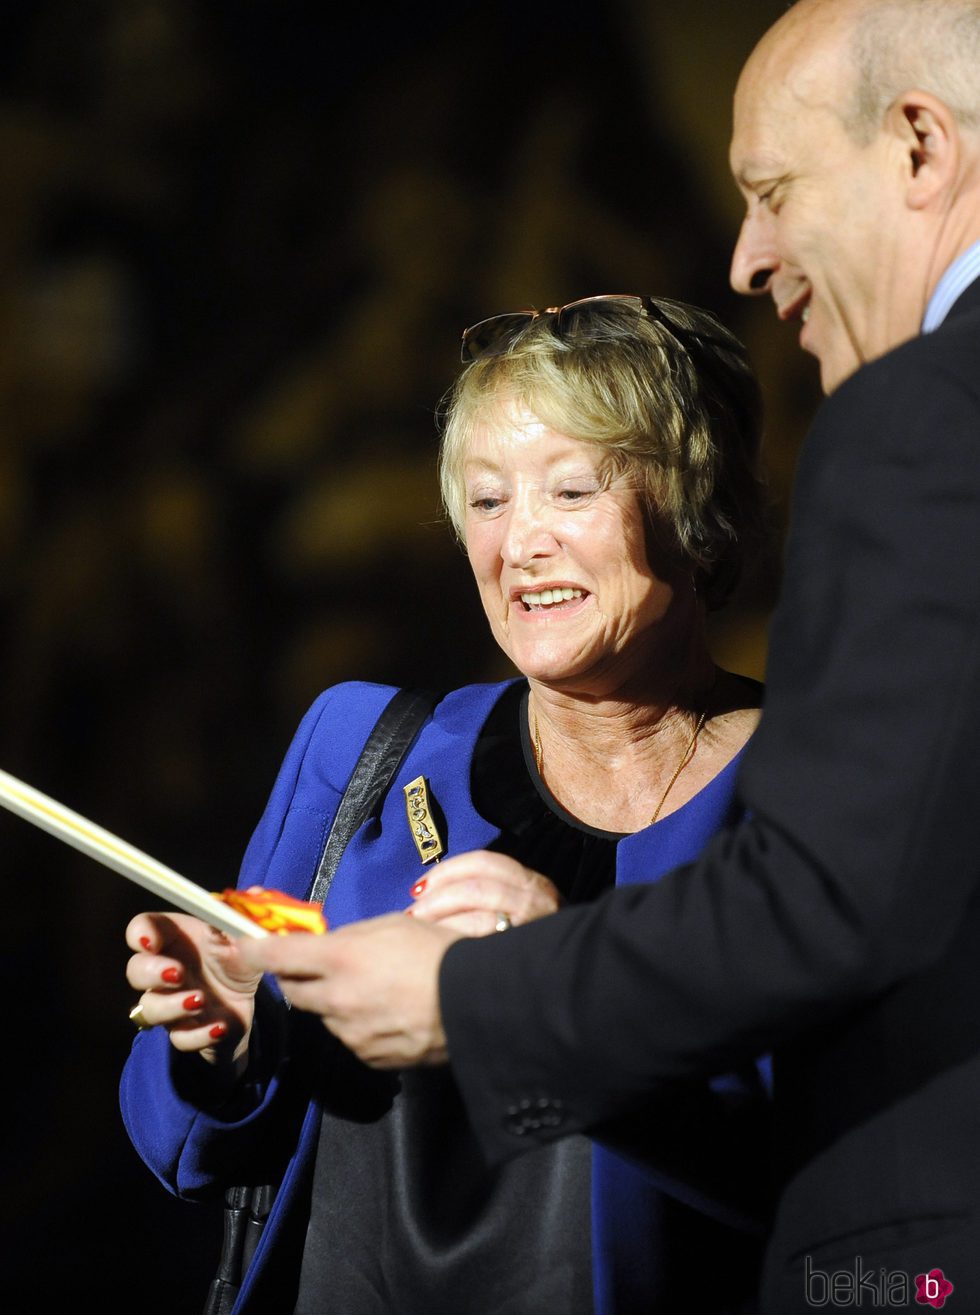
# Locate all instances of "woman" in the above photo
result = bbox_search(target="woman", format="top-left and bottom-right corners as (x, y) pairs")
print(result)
(121, 294), (770, 1314)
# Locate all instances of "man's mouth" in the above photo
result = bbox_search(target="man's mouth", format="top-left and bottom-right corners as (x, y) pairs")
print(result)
(518, 587), (585, 612)
(777, 288), (811, 324)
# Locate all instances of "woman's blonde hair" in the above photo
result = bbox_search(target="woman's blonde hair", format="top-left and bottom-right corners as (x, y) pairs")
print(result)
(439, 296), (765, 610)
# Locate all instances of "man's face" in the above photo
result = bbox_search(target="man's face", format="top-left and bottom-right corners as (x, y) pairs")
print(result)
(728, 25), (924, 393)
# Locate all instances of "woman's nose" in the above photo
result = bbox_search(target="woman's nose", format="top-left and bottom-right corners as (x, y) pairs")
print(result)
(501, 497), (557, 567)
(730, 209), (777, 297)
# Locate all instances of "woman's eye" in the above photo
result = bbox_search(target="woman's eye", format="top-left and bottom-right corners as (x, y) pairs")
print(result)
(469, 496), (503, 512)
(555, 487), (595, 503)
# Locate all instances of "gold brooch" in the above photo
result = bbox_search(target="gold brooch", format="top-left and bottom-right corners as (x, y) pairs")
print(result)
(403, 775), (444, 864)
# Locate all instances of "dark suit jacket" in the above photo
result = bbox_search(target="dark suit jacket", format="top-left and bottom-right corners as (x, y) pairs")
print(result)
(441, 277), (980, 1312)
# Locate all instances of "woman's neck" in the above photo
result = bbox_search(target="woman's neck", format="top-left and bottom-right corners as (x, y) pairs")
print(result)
(526, 660), (760, 833)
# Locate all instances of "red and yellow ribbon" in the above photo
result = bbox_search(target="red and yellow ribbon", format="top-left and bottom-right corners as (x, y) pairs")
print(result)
(215, 887), (327, 935)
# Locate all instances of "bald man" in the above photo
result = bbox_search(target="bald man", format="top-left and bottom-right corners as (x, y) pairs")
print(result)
(241, 2), (980, 1307)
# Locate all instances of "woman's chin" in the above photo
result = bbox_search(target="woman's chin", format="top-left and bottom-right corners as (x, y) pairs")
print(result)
(512, 652), (606, 690)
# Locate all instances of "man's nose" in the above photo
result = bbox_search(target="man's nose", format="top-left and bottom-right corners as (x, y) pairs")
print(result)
(730, 211), (777, 296)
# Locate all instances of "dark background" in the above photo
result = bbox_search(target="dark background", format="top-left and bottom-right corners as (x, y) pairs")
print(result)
(0, 1), (817, 1307)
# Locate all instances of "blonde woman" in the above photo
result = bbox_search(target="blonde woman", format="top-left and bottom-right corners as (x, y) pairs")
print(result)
(123, 295), (770, 1315)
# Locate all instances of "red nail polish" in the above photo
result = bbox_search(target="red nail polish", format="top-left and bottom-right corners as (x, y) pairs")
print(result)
(208, 1023), (227, 1040)
(410, 879), (427, 898)
(139, 936), (152, 950)
(183, 993), (204, 1011)
(161, 966), (181, 984)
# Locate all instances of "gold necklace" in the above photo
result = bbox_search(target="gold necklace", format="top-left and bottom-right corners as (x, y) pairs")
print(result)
(648, 706), (707, 824)
(529, 699), (710, 825)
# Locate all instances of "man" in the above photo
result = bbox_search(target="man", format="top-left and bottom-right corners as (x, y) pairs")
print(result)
(242, 1), (980, 1306)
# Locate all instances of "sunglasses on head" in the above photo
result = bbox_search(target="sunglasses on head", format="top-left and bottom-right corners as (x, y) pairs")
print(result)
(460, 294), (666, 364)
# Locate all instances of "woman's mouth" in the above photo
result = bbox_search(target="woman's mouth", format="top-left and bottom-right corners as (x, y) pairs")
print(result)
(519, 587), (585, 612)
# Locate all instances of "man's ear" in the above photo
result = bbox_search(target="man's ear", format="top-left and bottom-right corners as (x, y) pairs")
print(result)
(890, 91), (959, 209)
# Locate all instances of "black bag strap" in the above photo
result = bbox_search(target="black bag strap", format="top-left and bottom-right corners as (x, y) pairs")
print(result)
(308, 686), (442, 907)
(203, 685), (441, 1315)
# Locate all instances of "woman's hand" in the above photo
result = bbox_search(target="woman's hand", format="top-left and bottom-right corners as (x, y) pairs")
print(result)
(125, 908), (264, 1067)
(407, 850), (562, 936)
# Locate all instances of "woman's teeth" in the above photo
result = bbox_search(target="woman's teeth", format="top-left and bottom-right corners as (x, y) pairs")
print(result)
(520, 587), (583, 608)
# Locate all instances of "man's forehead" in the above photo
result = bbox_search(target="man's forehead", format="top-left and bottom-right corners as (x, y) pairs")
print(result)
(729, 18), (856, 180)
(730, 78), (802, 183)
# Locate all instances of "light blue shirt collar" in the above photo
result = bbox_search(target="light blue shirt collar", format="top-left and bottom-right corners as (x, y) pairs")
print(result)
(922, 240), (980, 332)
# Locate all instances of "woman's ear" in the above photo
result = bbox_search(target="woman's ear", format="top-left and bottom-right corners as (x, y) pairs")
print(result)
(891, 91), (959, 209)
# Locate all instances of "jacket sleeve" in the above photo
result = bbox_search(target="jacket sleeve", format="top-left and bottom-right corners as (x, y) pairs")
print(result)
(119, 683), (396, 1198)
(118, 986), (307, 1199)
(441, 348), (980, 1163)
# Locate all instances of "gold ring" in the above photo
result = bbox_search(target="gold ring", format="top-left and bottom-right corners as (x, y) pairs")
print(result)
(494, 912), (512, 932)
(129, 1001), (151, 1031)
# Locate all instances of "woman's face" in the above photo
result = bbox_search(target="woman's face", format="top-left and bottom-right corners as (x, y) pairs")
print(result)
(462, 403), (683, 696)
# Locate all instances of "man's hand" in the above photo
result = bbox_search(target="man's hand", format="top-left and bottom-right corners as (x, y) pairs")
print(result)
(237, 912), (461, 1067)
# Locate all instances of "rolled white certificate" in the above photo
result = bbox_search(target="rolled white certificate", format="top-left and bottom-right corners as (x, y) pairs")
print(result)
(0, 767), (268, 938)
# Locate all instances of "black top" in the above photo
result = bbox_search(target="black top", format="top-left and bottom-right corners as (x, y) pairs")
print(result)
(294, 682), (617, 1314)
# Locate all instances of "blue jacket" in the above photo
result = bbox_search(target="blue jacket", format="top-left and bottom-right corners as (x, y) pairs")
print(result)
(121, 680), (769, 1313)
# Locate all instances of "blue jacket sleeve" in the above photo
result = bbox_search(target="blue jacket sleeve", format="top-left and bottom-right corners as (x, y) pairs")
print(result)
(118, 683), (396, 1198)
